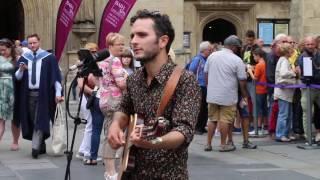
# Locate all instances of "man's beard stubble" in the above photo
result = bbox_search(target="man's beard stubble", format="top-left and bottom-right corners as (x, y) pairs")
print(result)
(136, 51), (158, 63)
(135, 39), (159, 64)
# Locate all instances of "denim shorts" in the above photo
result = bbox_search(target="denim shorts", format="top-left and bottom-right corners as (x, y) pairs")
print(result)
(238, 105), (250, 118)
(237, 96), (251, 118)
(256, 93), (268, 117)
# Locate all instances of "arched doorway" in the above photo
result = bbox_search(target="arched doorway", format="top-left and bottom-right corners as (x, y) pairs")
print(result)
(0, 0), (24, 40)
(203, 18), (236, 44)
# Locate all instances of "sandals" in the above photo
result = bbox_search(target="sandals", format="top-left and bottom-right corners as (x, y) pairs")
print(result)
(219, 144), (236, 152)
(10, 144), (19, 151)
(204, 145), (213, 151)
(83, 159), (97, 165)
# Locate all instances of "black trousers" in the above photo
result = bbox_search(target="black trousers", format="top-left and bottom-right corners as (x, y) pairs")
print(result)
(292, 89), (304, 134)
(28, 91), (44, 150)
(313, 103), (320, 130)
(195, 86), (208, 132)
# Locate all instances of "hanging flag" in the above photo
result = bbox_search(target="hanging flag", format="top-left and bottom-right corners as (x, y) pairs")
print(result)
(55, 0), (83, 61)
(98, 0), (137, 49)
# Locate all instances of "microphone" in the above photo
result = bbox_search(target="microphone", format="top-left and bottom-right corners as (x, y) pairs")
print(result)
(69, 63), (82, 71)
(69, 49), (110, 71)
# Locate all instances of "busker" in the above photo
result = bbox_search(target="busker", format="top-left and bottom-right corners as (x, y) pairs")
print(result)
(107, 9), (201, 179)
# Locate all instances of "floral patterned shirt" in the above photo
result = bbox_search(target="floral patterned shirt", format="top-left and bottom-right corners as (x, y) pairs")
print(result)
(118, 62), (201, 179)
(98, 56), (126, 110)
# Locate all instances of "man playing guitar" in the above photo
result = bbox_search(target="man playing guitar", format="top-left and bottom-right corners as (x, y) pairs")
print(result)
(108, 9), (201, 180)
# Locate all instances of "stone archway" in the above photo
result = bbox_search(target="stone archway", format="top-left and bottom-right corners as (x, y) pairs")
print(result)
(200, 12), (244, 45)
(0, 0), (24, 40)
(203, 18), (237, 44)
(20, 0), (59, 49)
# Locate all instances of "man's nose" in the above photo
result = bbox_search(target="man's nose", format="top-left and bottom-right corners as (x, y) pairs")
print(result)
(131, 35), (138, 45)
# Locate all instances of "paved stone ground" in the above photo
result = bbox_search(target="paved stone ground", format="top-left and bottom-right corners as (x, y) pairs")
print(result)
(1, 102), (320, 180)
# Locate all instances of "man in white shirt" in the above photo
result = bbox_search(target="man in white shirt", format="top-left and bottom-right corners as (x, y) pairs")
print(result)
(204, 35), (248, 152)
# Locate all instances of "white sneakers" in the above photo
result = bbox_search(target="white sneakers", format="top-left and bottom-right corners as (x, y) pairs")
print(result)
(104, 173), (118, 180)
(249, 129), (268, 136)
(315, 133), (320, 142)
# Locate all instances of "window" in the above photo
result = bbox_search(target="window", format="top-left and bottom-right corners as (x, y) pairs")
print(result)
(257, 19), (290, 45)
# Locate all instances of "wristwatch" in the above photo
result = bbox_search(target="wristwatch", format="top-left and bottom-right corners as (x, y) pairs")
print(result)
(151, 137), (163, 145)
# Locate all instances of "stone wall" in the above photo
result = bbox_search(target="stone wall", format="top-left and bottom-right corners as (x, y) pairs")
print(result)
(290, 0), (303, 41)
(22, 0), (59, 50)
(184, 0), (291, 56)
(20, 0), (320, 67)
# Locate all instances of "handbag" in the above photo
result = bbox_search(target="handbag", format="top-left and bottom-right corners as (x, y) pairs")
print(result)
(277, 77), (296, 85)
(51, 103), (67, 156)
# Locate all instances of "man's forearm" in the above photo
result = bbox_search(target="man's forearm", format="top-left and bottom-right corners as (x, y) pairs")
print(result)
(151, 131), (185, 150)
(113, 112), (129, 129)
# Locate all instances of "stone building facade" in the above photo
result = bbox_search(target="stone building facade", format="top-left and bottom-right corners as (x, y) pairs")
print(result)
(1, 0), (320, 68)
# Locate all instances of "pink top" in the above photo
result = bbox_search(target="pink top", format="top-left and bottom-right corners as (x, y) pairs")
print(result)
(98, 56), (126, 110)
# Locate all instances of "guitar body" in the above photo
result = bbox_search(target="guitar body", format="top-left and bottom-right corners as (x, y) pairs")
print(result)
(118, 114), (137, 180)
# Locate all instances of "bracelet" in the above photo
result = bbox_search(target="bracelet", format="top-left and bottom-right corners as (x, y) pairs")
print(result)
(151, 137), (163, 145)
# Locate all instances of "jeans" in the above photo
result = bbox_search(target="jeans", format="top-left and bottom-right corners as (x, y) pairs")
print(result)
(276, 99), (292, 139)
(89, 97), (104, 160)
(292, 89), (303, 134)
(256, 93), (268, 117)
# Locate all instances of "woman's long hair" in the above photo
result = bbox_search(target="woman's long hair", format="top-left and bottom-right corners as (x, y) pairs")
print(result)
(0, 38), (17, 65)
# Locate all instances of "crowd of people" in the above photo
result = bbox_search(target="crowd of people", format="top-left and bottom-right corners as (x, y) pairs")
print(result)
(1, 8), (320, 180)
(188, 30), (320, 153)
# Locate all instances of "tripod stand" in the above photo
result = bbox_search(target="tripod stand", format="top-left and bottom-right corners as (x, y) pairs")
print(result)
(64, 73), (88, 180)
(64, 64), (103, 180)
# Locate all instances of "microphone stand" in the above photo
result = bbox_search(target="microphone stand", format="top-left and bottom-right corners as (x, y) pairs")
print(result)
(64, 72), (88, 180)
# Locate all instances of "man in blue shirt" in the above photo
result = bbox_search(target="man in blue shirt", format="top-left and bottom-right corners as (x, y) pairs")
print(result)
(189, 41), (213, 134)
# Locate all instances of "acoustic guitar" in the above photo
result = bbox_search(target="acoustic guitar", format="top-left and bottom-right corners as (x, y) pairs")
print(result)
(118, 114), (137, 180)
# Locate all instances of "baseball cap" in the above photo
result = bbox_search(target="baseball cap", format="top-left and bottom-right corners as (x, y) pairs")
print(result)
(21, 40), (28, 47)
(224, 35), (242, 47)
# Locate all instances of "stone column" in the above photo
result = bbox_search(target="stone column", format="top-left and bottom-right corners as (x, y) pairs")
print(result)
(73, 0), (97, 47)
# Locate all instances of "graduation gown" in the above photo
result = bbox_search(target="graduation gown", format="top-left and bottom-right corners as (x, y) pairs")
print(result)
(16, 50), (61, 140)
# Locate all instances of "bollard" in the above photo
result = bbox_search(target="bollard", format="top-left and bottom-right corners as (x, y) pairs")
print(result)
(306, 86), (313, 145)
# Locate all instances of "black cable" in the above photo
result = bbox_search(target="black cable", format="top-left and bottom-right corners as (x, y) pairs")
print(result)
(63, 70), (70, 155)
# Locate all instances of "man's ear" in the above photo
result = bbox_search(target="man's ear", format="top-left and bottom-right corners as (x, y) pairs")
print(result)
(159, 35), (169, 49)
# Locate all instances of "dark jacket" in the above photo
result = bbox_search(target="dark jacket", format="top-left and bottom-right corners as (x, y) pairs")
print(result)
(266, 52), (280, 94)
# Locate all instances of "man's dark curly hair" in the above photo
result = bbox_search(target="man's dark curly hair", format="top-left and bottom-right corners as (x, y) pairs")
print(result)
(130, 9), (175, 53)
(245, 30), (255, 38)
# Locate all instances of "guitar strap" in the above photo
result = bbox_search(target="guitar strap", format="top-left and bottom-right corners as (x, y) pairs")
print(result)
(156, 65), (184, 117)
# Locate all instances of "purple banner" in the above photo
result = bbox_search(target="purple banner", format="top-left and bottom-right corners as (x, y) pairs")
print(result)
(55, 0), (83, 61)
(98, 0), (137, 49)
